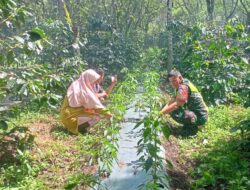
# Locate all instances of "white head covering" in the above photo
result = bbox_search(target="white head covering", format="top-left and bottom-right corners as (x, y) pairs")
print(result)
(67, 69), (104, 109)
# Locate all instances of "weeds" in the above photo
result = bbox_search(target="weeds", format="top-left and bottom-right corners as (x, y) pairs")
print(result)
(177, 106), (250, 189)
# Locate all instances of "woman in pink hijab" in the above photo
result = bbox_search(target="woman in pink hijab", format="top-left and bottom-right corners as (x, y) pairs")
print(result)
(60, 69), (112, 134)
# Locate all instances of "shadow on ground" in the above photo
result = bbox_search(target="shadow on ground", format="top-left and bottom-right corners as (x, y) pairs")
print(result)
(168, 170), (191, 189)
(163, 136), (193, 190)
(165, 123), (199, 138)
(50, 125), (70, 135)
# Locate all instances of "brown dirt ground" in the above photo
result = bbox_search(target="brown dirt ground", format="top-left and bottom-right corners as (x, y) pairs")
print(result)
(163, 136), (195, 190)
(25, 117), (98, 190)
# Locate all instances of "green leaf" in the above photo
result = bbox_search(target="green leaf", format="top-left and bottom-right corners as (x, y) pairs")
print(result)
(145, 157), (153, 172)
(225, 24), (236, 35)
(28, 32), (42, 42)
(153, 120), (160, 128)
(241, 57), (248, 64)
(28, 28), (46, 41)
(162, 126), (170, 139)
(236, 23), (245, 31)
(63, 2), (72, 26)
(143, 127), (151, 139)
(9, 0), (17, 6)
(144, 118), (151, 127)
(17, 149), (24, 156)
(0, 120), (8, 130)
(31, 28), (46, 38)
(166, 159), (173, 169)
(133, 120), (144, 129)
(148, 143), (157, 157)
(7, 51), (14, 64)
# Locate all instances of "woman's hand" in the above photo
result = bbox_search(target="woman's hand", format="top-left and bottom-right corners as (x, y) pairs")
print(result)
(84, 109), (101, 117)
(95, 109), (113, 119)
(111, 75), (117, 84)
(96, 91), (108, 99)
(84, 108), (96, 114)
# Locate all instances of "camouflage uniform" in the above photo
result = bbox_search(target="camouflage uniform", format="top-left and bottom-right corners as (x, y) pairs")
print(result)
(170, 79), (208, 126)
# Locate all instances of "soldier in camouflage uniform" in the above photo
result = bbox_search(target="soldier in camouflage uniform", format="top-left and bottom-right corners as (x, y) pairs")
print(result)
(160, 70), (208, 128)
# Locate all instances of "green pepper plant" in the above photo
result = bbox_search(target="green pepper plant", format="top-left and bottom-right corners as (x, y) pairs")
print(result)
(94, 70), (140, 187)
(134, 71), (171, 190)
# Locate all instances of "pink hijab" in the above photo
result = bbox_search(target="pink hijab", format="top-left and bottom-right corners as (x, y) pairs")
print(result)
(67, 69), (104, 109)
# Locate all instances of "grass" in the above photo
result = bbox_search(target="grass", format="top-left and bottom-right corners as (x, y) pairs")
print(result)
(1, 99), (249, 190)
(0, 108), (107, 190)
(176, 105), (250, 189)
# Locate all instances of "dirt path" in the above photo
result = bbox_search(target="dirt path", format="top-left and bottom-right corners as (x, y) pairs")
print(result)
(163, 136), (194, 190)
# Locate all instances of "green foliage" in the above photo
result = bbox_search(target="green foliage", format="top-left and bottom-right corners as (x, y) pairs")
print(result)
(0, 111), (39, 188)
(0, 0), (47, 68)
(192, 140), (250, 190)
(136, 47), (166, 72)
(0, 1), (249, 189)
(0, 63), (84, 109)
(0, 109), (105, 189)
(35, 19), (78, 65)
(0, 150), (37, 185)
(135, 113), (170, 190)
(28, 28), (46, 42)
(179, 106), (250, 189)
(98, 119), (120, 173)
(97, 70), (140, 178)
(133, 71), (170, 189)
(176, 19), (249, 105)
(84, 17), (142, 74)
(0, 112), (34, 163)
(0, 0), (28, 27)
(231, 118), (250, 138)
(0, 28), (46, 67)
(64, 173), (96, 190)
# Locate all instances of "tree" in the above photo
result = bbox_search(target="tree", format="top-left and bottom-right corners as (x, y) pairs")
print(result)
(239, 0), (250, 28)
(206, 0), (215, 23)
(166, 0), (173, 71)
(222, 0), (239, 22)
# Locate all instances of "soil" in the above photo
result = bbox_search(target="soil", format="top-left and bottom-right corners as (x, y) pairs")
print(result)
(163, 135), (195, 190)
(25, 117), (98, 189)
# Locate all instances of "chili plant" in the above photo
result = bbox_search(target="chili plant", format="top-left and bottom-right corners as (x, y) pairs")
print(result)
(133, 71), (171, 189)
(94, 70), (139, 187)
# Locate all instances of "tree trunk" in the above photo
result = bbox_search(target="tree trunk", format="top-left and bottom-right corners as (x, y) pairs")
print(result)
(222, 0), (227, 21)
(57, 0), (65, 19)
(239, 0), (250, 30)
(206, 0), (214, 23)
(223, 0), (239, 22)
(181, 0), (197, 24)
(111, 0), (117, 29)
(166, 0), (173, 71)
